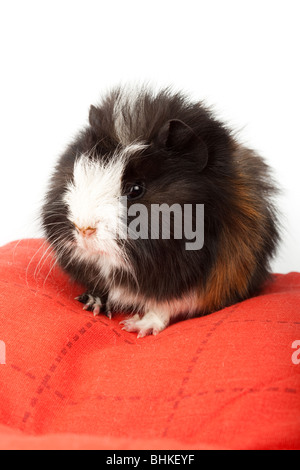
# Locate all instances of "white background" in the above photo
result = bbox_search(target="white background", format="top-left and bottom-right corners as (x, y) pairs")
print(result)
(0, 0), (299, 273)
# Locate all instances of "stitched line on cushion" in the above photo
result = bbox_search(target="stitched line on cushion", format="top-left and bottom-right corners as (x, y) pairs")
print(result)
(227, 319), (300, 325)
(59, 386), (299, 406)
(161, 304), (241, 439)
(10, 364), (36, 381)
(19, 317), (133, 430)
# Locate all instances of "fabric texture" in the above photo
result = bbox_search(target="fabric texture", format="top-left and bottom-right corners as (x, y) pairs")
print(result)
(0, 239), (299, 450)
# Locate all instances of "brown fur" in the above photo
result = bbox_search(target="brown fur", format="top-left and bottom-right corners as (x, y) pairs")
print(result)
(200, 141), (275, 313)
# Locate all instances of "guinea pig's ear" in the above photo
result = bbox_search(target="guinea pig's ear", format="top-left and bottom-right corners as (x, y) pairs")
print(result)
(157, 119), (208, 171)
(89, 105), (102, 130)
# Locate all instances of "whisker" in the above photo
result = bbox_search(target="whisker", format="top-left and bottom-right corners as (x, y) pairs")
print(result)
(43, 257), (58, 288)
(25, 239), (49, 288)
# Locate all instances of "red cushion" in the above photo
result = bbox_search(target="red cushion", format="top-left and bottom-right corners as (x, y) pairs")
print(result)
(0, 239), (300, 450)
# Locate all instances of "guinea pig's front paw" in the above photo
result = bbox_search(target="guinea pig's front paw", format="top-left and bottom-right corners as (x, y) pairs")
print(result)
(120, 311), (167, 338)
(75, 292), (112, 319)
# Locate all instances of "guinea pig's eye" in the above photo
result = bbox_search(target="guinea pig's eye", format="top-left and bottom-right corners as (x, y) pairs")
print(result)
(127, 182), (145, 200)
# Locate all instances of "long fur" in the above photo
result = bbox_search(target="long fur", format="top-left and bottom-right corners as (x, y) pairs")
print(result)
(41, 85), (280, 335)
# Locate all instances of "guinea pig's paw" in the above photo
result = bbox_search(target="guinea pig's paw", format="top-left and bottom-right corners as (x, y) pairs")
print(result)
(75, 292), (109, 318)
(120, 311), (167, 338)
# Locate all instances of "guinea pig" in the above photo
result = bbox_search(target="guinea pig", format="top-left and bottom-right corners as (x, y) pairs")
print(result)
(42, 84), (280, 337)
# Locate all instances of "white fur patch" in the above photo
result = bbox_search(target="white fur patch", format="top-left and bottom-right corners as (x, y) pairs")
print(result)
(113, 85), (156, 146)
(63, 143), (149, 277)
(113, 87), (141, 145)
(111, 285), (202, 336)
(120, 312), (166, 338)
(63, 151), (128, 271)
(64, 153), (125, 229)
(109, 286), (145, 311)
(120, 287), (202, 337)
(149, 292), (202, 320)
(110, 285), (201, 317)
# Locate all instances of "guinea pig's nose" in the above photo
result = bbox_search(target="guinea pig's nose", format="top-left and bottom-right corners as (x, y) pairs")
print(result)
(75, 225), (97, 238)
